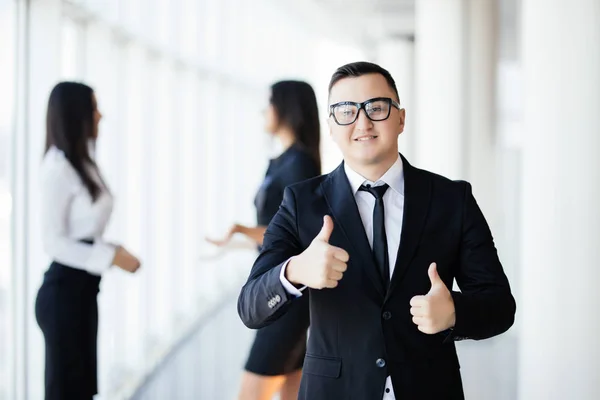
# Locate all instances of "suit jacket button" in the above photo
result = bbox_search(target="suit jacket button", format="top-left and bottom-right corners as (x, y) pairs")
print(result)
(376, 358), (386, 368)
(382, 311), (392, 320)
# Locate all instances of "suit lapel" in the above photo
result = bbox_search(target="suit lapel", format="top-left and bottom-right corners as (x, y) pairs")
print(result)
(386, 155), (431, 300)
(321, 163), (386, 298)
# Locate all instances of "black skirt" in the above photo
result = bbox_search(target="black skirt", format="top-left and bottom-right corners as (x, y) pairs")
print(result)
(244, 291), (310, 376)
(35, 261), (101, 400)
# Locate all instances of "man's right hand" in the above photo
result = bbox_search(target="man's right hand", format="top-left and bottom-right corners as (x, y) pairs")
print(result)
(286, 215), (349, 289)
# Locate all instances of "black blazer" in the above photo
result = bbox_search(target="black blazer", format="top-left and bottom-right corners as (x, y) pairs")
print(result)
(254, 143), (320, 227)
(238, 155), (516, 400)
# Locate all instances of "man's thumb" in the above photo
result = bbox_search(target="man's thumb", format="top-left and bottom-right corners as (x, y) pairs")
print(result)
(428, 263), (442, 287)
(316, 215), (334, 242)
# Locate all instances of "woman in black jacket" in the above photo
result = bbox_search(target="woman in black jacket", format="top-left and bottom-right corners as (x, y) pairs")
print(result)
(207, 80), (321, 400)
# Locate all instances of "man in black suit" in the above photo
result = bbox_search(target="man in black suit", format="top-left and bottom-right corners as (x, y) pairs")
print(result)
(238, 61), (516, 400)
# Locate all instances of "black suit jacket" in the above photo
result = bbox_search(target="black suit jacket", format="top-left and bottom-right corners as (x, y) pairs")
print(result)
(254, 143), (320, 227)
(238, 155), (516, 400)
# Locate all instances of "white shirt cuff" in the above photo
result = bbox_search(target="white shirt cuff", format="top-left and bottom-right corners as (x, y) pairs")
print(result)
(86, 241), (117, 275)
(279, 257), (306, 297)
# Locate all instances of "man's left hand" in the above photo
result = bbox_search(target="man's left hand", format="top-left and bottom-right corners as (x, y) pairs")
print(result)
(409, 262), (456, 334)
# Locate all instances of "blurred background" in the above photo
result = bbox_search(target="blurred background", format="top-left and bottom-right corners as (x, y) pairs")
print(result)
(0, 0), (598, 399)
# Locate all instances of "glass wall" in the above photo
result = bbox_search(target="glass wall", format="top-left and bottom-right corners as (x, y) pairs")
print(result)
(5, 0), (365, 398)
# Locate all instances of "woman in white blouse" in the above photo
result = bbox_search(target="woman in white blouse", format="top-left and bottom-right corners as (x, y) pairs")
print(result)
(34, 82), (141, 400)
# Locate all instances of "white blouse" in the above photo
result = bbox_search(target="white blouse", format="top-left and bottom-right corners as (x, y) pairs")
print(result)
(40, 146), (116, 275)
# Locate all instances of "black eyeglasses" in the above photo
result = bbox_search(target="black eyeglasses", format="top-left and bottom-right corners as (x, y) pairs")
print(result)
(329, 97), (401, 126)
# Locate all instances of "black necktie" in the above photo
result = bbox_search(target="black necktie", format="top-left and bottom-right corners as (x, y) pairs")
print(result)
(359, 183), (390, 288)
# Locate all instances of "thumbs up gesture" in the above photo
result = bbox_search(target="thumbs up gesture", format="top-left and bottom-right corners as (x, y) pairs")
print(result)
(409, 263), (456, 334)
(285, 215), (350, 289)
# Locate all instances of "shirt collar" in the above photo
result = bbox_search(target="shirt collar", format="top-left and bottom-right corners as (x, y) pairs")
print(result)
(87, 139), (97, 160)
(344, 155), (404, 196)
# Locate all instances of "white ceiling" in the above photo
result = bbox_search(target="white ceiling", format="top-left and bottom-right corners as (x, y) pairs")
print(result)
(314, 0), (414, 14)
(273, 0), (416, 55)
(276, 0), (519, 62)
(313, 0), (416, 40)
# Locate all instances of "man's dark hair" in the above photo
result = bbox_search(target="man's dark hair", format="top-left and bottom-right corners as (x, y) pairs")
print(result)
(328, 61), (399, 101)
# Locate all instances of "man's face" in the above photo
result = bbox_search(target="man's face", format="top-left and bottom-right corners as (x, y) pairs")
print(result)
(328, 73), (405, 168)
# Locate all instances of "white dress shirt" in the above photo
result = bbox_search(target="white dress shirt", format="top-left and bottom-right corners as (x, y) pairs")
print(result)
(280, 155), (405, 399)
(40, 145), (116, 276)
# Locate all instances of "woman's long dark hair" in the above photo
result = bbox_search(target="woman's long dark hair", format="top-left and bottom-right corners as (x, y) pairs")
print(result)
(270, 80), (321, 173)
(45, 82), (103, 201)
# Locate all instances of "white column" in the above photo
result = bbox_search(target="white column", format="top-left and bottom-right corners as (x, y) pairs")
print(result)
(12, 1), (63, 399)
(414, 0), (466, 179)
(415, 0), (499, 194)
(464, 0), (498, 224)
(376, 37), (416, 160)
(520, 1), (600, 399)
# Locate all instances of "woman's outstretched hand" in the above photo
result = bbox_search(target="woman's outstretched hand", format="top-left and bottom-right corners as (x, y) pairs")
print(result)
(205, 224), (241, 247)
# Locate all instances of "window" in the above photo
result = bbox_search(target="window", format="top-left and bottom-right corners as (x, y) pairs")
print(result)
(0, 1), (15, 398)
(61, 17), (85, 79)
(7, 0), (368, 397)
